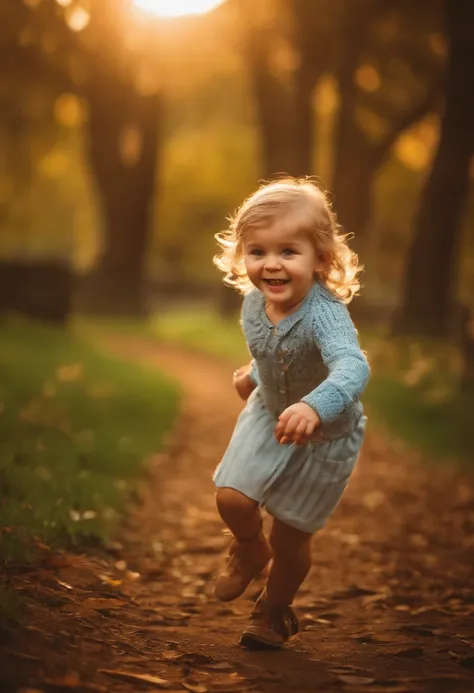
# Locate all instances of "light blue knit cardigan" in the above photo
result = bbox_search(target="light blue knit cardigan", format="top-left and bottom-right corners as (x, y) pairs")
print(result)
(241, 282), (370, 441)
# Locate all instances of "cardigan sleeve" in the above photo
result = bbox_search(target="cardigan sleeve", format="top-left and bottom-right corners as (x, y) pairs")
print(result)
(248, 359), (260, 386)
(240, 290), (261, 386)
(301, 299), (370, 423)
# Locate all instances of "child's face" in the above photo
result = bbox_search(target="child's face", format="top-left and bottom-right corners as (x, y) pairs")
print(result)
(243, 223), (323, 313)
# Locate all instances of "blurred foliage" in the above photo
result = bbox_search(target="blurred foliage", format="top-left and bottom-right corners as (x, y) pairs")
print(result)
(0, 319), (179, 569)
(150, 305), (248, 363)
(0, 0), (472, 302)
(147, 307), (472, 466)
(363, 332), (471, 464)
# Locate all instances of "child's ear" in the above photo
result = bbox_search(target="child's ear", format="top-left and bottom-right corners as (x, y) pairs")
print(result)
(314, 252), (329, 273)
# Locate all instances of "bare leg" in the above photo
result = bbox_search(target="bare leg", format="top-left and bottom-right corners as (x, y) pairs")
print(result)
(239, 517), (310, 648)
(266, 518), (313, 605)
(214, 487), (271, 602)
(216, 487), (261, 540)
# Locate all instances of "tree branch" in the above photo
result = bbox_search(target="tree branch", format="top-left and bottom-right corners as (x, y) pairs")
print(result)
(373, 72), (444, 164)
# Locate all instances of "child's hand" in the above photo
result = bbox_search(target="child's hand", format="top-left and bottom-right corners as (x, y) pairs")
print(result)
(232, 365), (256, 401)
(275, 403), (321, 445)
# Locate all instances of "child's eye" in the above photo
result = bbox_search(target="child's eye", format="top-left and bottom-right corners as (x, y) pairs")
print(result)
(249, 248), (264, 257)
(282, 248), (296, 257)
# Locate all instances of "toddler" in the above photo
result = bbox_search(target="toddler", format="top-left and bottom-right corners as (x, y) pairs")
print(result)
(212, 178), (370, 649)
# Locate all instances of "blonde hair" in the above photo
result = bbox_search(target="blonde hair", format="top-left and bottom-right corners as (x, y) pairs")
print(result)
(214, 177), (362, 304)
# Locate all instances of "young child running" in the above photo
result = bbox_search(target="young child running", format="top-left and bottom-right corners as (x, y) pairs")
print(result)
(212, 178), (370, 649)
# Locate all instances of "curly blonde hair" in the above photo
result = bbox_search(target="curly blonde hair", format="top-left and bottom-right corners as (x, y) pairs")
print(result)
(214, 178), (362, 304)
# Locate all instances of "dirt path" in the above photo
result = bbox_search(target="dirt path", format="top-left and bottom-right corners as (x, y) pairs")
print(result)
(2, 340), (474, 693)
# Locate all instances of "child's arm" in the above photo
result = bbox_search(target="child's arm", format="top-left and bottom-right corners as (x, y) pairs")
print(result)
(300, 299), (370, 422)
(276, 299), (369, 444)
(233, 361), (258, 401)
(235, 291), (260, 401)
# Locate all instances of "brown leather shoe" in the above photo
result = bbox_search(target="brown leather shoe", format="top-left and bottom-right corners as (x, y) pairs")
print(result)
(213, 531), (272, 602)
(239, 594), (300, 649)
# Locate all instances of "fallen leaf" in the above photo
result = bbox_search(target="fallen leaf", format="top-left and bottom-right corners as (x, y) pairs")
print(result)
(161, 653), (214, 667)
(328, 667), (371, 676)
(337, 675), (376, 685)
(456, 637), (474, 647)
(398, 625), (436, 638)
(361, 592), (391, 607)
(2, 648), (41, 662)
(182, 680), (207, 693)
(25, 626), (48, 635)
(394, 647), (424, 658)
(98, 574), (123, 587)
(162, 651), (182, 661)
(411, 605), (447, 616)
(98, 669), (172, 688)
(157, 610), (191, 623)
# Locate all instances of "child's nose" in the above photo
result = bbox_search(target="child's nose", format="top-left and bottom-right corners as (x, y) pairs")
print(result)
(264, 255), (282, 270)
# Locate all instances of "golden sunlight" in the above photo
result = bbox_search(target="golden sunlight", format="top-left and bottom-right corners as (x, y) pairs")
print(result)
(134, 0), (223, 18)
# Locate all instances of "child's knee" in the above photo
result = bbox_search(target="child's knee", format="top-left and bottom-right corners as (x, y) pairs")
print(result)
(216, 487), (257, 516)
(269, 522), (312, 556)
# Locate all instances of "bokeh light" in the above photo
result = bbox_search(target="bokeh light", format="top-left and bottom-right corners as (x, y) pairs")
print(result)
(134, 0), (223, 18)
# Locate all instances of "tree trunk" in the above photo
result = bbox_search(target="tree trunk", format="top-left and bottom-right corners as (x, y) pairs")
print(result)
(244, 38), (298, 179)
(331, 2), (383, 259)
(292, 65), (315, 178)
(332, 132), (377, 250)
(80, 70), (163, 316)
(395, 0), (474, 338)
(332, 0), (442, 255)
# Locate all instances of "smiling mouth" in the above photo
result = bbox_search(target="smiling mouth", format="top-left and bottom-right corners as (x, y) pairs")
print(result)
(263, 279), (290, 286)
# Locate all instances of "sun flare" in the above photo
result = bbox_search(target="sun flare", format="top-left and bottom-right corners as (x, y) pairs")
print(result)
(134, 0), (224, 18)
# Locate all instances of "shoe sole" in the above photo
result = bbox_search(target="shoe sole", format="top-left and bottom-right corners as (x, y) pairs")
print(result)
(239, 626), (289, 650)
(239, 632), (282, 650)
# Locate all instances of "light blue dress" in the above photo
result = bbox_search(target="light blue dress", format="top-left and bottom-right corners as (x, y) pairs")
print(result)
(213, 282), (370, 533)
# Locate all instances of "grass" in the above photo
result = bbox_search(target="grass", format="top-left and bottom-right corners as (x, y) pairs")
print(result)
(0, 319), (180, 576)
(150, 308), (248, 365)
(362, 334), (472, 466)
(145, 307), (473, 468)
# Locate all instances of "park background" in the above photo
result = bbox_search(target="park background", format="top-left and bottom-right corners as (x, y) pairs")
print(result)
(0, 0), (473, 625)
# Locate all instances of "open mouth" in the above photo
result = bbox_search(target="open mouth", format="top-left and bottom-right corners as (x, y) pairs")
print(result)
(263, 279), (290, 286)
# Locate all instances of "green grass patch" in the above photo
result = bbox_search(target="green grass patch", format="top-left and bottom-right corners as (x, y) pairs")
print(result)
(363, 334), (472, 466)
(146, 307), (472, 467)
(0, 320), (180, 573)
(78, 309), (248, 364)
(149, 308), (248, 364)
(364, 376), (471, 465)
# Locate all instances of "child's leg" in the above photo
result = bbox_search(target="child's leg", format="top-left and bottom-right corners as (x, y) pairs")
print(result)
(239, 519), (312, 649)
(266, 518), (313, 605)
(214, 487), (272, 602)
(216, 487), (261, 540)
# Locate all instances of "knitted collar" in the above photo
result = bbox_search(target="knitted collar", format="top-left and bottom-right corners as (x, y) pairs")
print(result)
(257, 282), (320, 336)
